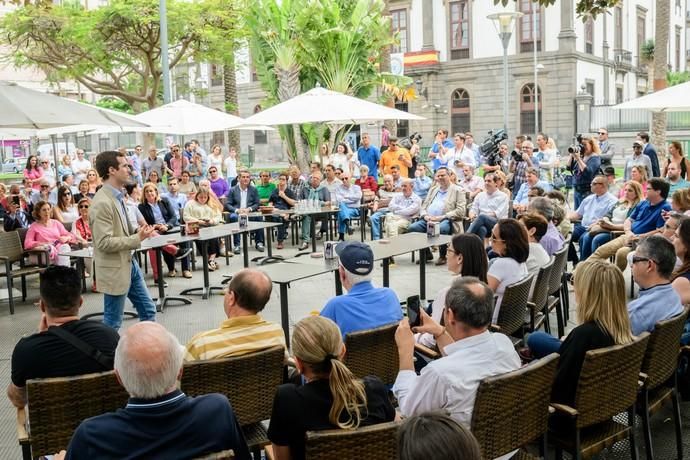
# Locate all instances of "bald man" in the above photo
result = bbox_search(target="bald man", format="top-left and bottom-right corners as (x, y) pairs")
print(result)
(63, 323), (251, 459)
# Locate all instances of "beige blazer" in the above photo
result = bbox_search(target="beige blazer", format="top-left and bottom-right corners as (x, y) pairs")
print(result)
(421, 184), (467, 234)
(89, 186), (142, 296)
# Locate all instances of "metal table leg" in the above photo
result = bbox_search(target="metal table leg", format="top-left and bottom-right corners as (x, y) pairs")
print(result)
(419, 248), (427, 300)
(279, 282), (290, 344)
(152, 247), (192, 312)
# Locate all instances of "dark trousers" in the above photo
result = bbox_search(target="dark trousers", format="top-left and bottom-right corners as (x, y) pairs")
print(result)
(227, 213), (265, 246)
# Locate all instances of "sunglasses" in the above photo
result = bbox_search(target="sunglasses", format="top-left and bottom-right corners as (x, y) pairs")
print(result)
(598, 132), (606, 135)
(79, 205), (89, 209)
(41, 185), (50, 188)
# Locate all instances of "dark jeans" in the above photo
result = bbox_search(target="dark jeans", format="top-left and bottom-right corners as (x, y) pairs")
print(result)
(227, 213), (265, 246)
(163, 243), (190, 271)
(194, 238), (220, 259)
(268, 215), (290, 242)
(568, 223), (588, 264)
(467, 214), (497, 240)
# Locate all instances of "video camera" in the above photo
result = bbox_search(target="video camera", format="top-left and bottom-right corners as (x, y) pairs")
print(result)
(567, 134), (584, 154)
(399, 132), (422, 150)
(479, 129), (507, 166)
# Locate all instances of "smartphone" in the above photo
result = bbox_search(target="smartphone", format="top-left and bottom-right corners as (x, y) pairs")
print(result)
(11, 195), (20, 206)
(407, 295), (421, 328)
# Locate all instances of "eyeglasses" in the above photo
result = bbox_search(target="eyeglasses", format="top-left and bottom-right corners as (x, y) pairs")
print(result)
(41, 185), (50, 188)
(632, 256), (652, 264)
(633, 145), (642, 149)
(598, 132), (606, 135)
(209, 170), (217, 174)
(79, 205), (89, 209)
(591, 182), (606, 186)
(490, 234), (504, 242)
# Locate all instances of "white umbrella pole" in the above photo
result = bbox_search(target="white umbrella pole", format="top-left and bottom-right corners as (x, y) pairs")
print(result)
(50, 134), (59, 183)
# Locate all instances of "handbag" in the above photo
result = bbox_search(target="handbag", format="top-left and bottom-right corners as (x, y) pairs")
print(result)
(552, 170), (566, 189)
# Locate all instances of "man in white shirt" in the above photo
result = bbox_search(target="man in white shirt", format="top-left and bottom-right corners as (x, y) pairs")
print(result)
(321, 164), (342, 201)
(393, 276), (521, 452)
(624, 141), (653, 181)
(334, 172), (362, 241)
(466, 173), (509, 240)
(369, 179), (421, 240)
(534, 133), (559, 185)
(459, 165), (484, 199)
(447, 133), (475, 180)
(72, 149), (92, 183)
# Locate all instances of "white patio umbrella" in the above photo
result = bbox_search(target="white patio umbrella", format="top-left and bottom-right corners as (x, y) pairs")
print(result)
(0, 82), (149, 177)
(127, 99), (271, 135)
(242, 86), (425, 126)
(613, 82), (690, 112)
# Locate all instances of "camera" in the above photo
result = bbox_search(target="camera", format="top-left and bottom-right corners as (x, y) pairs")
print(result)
(479, 129), (508, 166)
(399, 132), (422, 150)
(568, 134), (584, 154)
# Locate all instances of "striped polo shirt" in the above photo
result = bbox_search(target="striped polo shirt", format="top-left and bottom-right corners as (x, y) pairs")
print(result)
(185, 314), (286, 361)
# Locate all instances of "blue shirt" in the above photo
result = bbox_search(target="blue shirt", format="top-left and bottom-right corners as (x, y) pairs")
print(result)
(164, 192), (187, 219)
(430, 139), (455, 171)
(628, 283), (684, 336)
(413, 176), (432, 200)
(149, 202), (166, 225)
(629, 200), (671, 235)
(514, 180), (551, 205)
(426, 189), (448, 216)
(668, 178), (689, 197)
(576, 192), (617, 227)
(357, 145), (381, 178)
(320, 281), (402, 338)
(66, 390), (251, 460)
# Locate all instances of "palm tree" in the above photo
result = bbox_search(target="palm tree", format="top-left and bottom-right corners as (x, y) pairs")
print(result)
(223, 49), (240, 153)
(651, 0), (669, 158)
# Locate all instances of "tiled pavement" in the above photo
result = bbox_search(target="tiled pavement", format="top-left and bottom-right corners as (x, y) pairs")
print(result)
(0, 240), (688, 459)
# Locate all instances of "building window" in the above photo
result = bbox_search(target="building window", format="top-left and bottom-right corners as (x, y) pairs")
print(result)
(636, 12), (646, 67)
(449, 1), (470, 60)
(675, 27), (681, 71)
(253, 105), (267, 144)
(210, 64), (223, 87)
(391, 9), (408, 54)
(211, 131), (224, 147)
(616, 87), (624, 104)
(614, 5), (623, 51)
(584, 18), (594, 54)
(518, 0), (541, 53)
(395, 101), (409, 138)
(586, 82), (595, 99)
(519, 83), (541, 136)
(450, 89), (470, 135)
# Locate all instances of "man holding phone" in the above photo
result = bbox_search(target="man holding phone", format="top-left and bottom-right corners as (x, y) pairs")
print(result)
(379, 136), (412, 178)
(3, 194), (31, 232)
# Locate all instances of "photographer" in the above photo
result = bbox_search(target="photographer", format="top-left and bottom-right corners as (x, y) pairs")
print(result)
(428, 129), (454, 171)
(509, 138), (538, 199)
(566, 135), (601, 208)
(4, 194), (31, 232)
(484, 142), (509, 175)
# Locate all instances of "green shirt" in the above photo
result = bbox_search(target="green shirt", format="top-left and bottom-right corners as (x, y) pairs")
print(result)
(256, 183), (277, 203)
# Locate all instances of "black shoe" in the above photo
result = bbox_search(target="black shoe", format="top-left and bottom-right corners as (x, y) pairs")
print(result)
(153, 279), (168, 288)
(316, 232), (324, 241)
(175, 247), (193, 260)
(338, 233), (345, 242)
(233, 246), (241, 255)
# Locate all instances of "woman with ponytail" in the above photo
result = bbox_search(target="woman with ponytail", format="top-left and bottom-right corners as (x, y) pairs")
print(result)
(267, 316), (396, 460)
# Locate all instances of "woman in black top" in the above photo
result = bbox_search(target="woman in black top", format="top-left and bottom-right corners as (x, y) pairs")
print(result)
(267, 316), (396, 460)
(526, 259), (633, 406)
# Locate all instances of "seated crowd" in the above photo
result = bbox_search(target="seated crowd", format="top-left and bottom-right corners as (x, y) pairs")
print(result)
(5, 131), (690, 460)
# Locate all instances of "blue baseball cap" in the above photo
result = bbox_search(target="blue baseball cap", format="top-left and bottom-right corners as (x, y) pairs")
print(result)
(335, 241), (373, 275)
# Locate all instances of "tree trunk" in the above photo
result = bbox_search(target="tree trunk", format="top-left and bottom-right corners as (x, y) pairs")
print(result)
(380, 0), (397, 137)
(276, 61), (307, 168)
(223, 51), (240, 152)
(651, 0), (669, 159)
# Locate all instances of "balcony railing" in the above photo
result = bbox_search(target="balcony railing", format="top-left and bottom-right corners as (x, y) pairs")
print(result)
(591, 105), (690, 132)
(612, 49), (633, 70)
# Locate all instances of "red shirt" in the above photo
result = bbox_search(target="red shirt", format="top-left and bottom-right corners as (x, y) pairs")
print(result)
(355, 175), (378, 192)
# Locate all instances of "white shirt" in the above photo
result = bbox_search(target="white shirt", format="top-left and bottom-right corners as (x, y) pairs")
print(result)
(526, 242), (550, 276)
(460, 175), (485, 194)
(448, 147), (476, 179)
(72, 158), (91, 182)
(394, 330), (521, 446)
(223, 156), (237, 179)
(470, 190), (509, 219)
(388, 193), (422, 218)
(239, 187), (248, 209)
(208, 154), (224, 177)
(488, 257), (529, 323)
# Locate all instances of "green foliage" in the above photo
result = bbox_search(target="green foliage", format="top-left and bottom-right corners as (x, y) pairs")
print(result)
(667, 71), (690, 87)
(245, 0), (401, 166)
(640, 39), (655, 63)
(93, 97), (133, 113)
(493, 0), (620, 18)
(0, 0), (244, 110)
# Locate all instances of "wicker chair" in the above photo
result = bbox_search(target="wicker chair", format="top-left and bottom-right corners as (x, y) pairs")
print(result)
(526, 258), (554, 333)
(471, 353), (559, 459)
(637, 307), (689, 460)
(193, 449), (235, 460)
(492, 275), (534, 345)
(550, 333), (650, 460)
(0, 230), (46, 314)
(180, 346), (285, 457)
(343, 323), (399, 386)
(546, 244), (568, 337)
(17, 370), (129, 460)
(304, 420), (400, 460)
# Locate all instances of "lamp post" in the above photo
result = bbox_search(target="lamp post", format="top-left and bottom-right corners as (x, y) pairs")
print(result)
(535, 63), (544, 134)
(487, 11), (523, 134)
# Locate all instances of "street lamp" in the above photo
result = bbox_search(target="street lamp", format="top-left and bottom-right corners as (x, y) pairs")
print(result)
(487, 11), (523, 133)
(535, 63), (544, 134)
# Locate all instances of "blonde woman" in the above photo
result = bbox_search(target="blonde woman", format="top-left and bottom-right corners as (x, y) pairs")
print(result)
(208, 144), (225, 177)
(85, 168), (100, 194)
(671, 188), (690, 215)
(623, 165), (648, 198)
(493, 170), (511, 196)
(267, 316), (395, 460)
(580, 180), (643, 260)
(183, 189), (223, 271)
(527, 259), (633, 406)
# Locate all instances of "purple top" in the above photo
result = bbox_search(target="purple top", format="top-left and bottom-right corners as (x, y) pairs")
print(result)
(210, 177), (229, 198)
